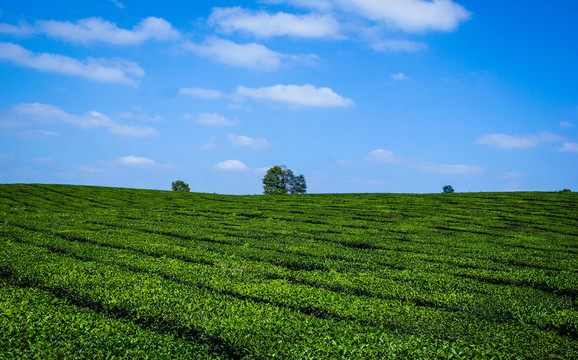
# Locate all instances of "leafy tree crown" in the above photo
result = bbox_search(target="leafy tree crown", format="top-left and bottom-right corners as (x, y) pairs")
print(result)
(443, 185), (455, 193)
(172, 180), (190, 192)
(263, 166), (306, 195)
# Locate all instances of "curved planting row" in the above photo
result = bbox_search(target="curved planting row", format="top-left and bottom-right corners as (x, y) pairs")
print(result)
(1, 184), (577, 359)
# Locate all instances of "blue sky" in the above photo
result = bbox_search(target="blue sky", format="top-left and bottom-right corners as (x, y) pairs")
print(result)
(0, 0), (577, 194)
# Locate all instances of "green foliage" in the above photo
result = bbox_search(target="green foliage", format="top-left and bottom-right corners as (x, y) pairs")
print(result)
(443, 185), (455, 193)
(262, 166), (307, 195)
(289, 174), (307, 194)
(1, 184), (577, 359)
(0, 279), (218, 359)
(171, 180), (190, 192)
(262, 166), (287, 195)
(559, 188), (571, 193)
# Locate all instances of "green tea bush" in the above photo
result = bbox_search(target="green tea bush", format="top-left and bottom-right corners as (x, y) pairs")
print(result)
(1, 184), (577, 359)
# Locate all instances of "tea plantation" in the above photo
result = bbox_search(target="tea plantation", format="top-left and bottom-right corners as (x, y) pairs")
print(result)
(1, 184), (576, 359)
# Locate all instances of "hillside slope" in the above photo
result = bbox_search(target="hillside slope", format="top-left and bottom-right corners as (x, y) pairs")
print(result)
(1, 184), (577, 359)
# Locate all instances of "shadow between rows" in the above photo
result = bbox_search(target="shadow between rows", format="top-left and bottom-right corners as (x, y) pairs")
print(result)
(0, 269), (246, 360)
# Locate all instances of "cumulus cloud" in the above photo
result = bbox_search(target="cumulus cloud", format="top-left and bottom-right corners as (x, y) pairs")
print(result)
(199, 136), (218, 150)
(0, 42), (144, 86)
(185, 38), (289, 71)
(235, 84), (354, 107)
(556, 142), (578, 153)
(187, 113), (236, 126)
(9, 103), (157, 137)
(411, 162), (485, 175)
(209, 7), (341, 38)
(475, 132), (565, 149)
(179, 87), (225, 99)
(262, 0), (471, 32)
(391, 72), (410, 81)
(227, 134), (271, 149)
(109, 0), (125, 9)
(2, 17), (180, 45)
(214, 159), (249, 171)
(366, 148), (484, 175)
(239, 1), (470, 55)
(338, 0), (471, 32)
(184, 38), (318, 71)
(118, 155), (157, 169)
(366, 149), (404, 163)
(116, 106), (163, 123)
(261, 0), (334, 12)
(0, 21), (37, 36)
(373, 39), (427, 52)
(79, 156), (170, 175)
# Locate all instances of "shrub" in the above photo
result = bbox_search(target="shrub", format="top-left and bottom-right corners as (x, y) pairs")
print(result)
(443, 185), (455, 194)
(171, 180), (190, 192)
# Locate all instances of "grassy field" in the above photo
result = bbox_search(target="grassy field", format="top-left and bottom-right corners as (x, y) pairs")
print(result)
(0, 184), (577, 359)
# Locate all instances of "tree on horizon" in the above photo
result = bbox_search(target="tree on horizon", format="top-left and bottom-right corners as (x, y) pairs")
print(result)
(262, 166), (306, 195)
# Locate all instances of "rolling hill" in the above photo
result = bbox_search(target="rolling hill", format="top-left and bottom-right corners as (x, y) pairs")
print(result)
(1, 184), (576, 359)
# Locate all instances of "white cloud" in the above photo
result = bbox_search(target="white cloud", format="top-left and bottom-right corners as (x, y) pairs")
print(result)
(338, 0), (471, 32)
(184, 38), (317, 71)
(179, 87), (224, 99)
(366, 148), (484, 175)
(0, 42), (144, 86)
(109, 0), (125, 9)
(235, 84), (354, 107)
(475, 132), (565, 149)
(260, 0), (334, 12)
(391, 72), (410, 81)
(0, 17), (179, 45)
(184, 38), (285, 71)
(108, 123), (158, 137)
(36, 17), (179, 45)
(14, 130), (61, 138)
(214, 159), (249, 171)
(79, 156), (170, 175)
(255, 166), (274, 174)
(209, 7), (341, 38)
(373, 39), (427, 52)
(412, 162), (485, 175)
(0, 21), (37, 36)
(366, 149), (404, 163)
(118, 156), (157, 169)
(116, 107), (163, 122)
(10, 103), (157, 137)
(556, 142), (578, 153)
(559, 121), (574, 128)
(199, 136), (218, 150)
(188, 113), (236, 126)
(227, 134), (271, 149)
(264, 0), (471, 32)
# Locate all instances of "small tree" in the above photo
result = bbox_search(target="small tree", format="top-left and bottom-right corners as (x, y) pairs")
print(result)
(262, 166), (307, 195)
(443, 185), (455, 193)
(172, 180), (190, 192)
(289, 174), (307, 194)
(263, 166), (288, 195)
